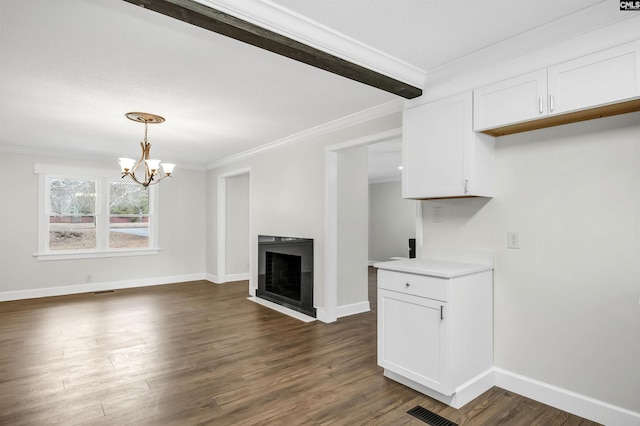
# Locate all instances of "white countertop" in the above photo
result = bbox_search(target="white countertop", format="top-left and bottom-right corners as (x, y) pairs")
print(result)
(373, 258), (493, 278)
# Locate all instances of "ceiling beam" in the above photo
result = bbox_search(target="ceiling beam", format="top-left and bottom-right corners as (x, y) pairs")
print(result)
(122, 0), (423, 99)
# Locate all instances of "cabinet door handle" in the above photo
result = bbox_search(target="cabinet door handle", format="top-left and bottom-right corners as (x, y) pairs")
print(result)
(464, 179), (469, 194)
(440, 305), (444, 320)
(538, 97), (543, 114)
(405, 282), (410, 288)
(549, 95), (554, 112)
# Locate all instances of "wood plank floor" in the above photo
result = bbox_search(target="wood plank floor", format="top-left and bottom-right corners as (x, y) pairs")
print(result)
(0, 268), (600, 425)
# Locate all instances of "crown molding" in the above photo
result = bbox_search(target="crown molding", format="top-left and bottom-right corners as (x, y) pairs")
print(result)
(0, 144), (205, 171)
(422, 1), (635, 92)
(206, 99), (404, 170)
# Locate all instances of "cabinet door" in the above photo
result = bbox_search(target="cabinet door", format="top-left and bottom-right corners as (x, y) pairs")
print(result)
(402, 93), (468, 198)
(473, 69), (547, 131)
(548, 42), (638, 115)
(378, 289), (450, 395)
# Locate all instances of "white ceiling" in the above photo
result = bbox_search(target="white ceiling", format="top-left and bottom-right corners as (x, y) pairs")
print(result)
(0, 0), (622, 181)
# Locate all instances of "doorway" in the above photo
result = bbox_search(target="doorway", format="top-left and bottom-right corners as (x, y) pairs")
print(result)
(324, 128), (419, 322)
(216, 168), (251, 284)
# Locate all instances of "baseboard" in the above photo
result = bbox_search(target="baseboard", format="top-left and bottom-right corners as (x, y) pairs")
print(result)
(247, 296), (316, 323)
(244, 292), (345, 324)
(314, 301), (371, 323)
(0, 273), (207, 302)
(384, 368), (494, 409)
(207, 272), (250, 284)
(224, 272), (250, 282)
(382, 366), (640, 424)
(336, 300), (370, 318)
(494, 368), (640, 426)
(315, 307), (330, 323)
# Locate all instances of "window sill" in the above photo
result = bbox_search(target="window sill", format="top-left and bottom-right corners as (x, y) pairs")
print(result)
(33, 248), (160, 261)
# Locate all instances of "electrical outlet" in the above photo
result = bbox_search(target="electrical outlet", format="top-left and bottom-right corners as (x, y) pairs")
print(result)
(507, 232), (520, 249)
(433, 206), (443, 223)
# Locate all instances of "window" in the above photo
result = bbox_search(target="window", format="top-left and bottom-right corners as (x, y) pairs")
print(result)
(48, 177), (97, 251)
(109, 182), (150, 249)
(35, 164), (159, 260)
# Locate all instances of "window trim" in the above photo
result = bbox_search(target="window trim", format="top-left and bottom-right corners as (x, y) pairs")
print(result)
(34, 164), (160, 261)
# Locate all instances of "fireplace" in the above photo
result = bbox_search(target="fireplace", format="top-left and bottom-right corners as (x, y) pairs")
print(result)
(257, 235), (315, 317)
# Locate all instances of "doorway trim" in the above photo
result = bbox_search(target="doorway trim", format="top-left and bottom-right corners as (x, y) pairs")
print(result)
(216, 167), (251, 285)
(322, 128), (401, 323)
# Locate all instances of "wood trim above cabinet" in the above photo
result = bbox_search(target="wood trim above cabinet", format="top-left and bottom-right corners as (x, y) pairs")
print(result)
(480, 98), (640, 137)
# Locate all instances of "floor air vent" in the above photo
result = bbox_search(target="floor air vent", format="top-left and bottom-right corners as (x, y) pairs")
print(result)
(407, 406), (457, 426)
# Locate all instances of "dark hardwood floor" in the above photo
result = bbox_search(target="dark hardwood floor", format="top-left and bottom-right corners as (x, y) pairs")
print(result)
(0, 268), (600, 425)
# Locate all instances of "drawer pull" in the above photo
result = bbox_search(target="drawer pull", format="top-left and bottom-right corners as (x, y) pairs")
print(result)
(440, 305), (444, 320)
(405, 282), (411, 287)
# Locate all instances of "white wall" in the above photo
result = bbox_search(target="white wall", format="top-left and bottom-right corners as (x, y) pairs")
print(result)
(368, 180), (416, 262)
(420, 112), (640, 413)
(0, 152), (207, 296)
(206, 113), (401, 317)
(225, 172), (250, 276)
(337, 145), (368, 308)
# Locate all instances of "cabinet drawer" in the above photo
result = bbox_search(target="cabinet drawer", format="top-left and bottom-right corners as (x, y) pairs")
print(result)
(377, 269), (448, 302)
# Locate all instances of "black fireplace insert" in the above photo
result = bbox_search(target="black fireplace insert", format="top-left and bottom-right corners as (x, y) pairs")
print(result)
(257, 235), (315, 317)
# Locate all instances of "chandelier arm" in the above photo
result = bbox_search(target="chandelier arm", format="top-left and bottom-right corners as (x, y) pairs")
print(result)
(120, 112), (174, 188)
(122, 172), (146, 186)
(144, 174), (172, 186)
(122, 167), (173, 187)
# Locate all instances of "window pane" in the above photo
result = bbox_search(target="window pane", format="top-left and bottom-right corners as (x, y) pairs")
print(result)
(49, 216), (96, 250)
(109, 182), (149, 215)
(109, 182), (150, 249)
(109, 216), (149, 249)
(49, 178), (96, 215)
(48, 178), (97, 250)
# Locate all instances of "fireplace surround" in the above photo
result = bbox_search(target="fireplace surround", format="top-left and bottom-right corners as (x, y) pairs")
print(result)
(257, 235), (315, 317)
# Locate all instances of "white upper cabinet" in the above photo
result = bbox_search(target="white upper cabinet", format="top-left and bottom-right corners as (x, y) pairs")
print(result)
(474, 41), (640, 134)
(402, 92), (495, 199)
(473, 69), (547, 131)
(547, 42), (638, 115)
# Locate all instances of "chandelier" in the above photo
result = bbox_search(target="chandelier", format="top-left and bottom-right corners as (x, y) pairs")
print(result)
(119, 112), (175, 187)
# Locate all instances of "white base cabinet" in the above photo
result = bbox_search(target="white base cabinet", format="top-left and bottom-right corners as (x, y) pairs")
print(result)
(376, 260), (493, 409)
(379, 287), (450, 394)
